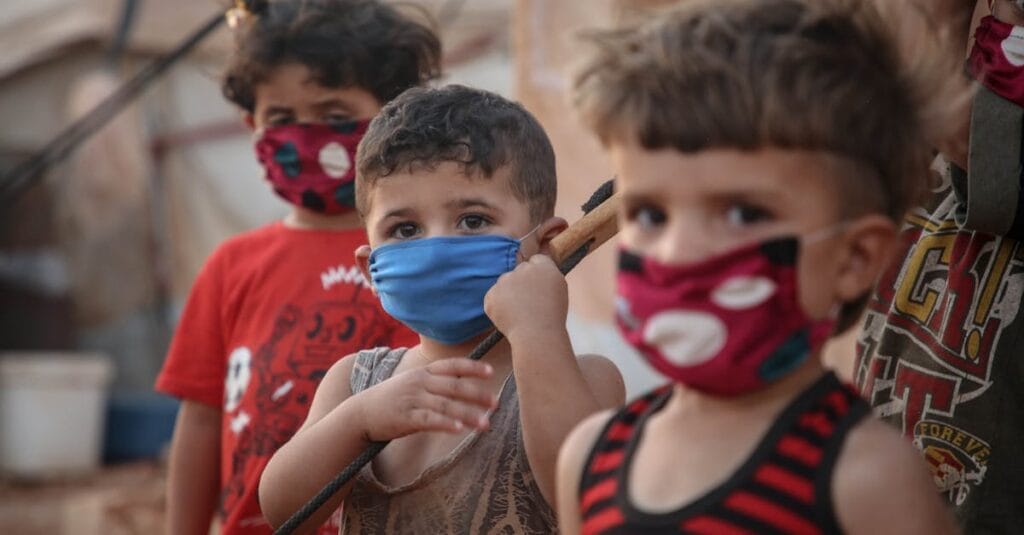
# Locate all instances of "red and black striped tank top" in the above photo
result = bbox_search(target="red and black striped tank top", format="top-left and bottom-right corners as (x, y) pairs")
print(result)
(578, 372), (868, 535)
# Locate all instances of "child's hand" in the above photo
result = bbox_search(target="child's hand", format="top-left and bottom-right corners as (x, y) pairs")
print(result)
(354, 358), (497, 442)
(485, 254), (568, 342)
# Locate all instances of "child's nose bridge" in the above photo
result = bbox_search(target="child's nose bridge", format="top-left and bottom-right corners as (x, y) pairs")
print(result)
(661, 217), (719, 264)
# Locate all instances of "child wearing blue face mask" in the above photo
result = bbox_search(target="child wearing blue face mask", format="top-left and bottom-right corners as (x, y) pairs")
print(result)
(259, 84), (626, 533)
(556, 1), (963, 534)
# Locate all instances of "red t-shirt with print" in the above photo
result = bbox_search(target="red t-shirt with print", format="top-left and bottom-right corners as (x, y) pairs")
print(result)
(156, 222), (417, 534)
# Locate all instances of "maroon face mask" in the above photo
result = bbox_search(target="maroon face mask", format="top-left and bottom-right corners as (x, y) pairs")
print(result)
(254, 120), (369, 214)
(615, 237), (835, 397)
(969, 15), (1024, 106)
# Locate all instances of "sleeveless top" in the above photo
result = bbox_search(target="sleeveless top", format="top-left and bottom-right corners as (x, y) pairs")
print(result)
(341, 347), (558, 534)
(579, 372), (869, 535)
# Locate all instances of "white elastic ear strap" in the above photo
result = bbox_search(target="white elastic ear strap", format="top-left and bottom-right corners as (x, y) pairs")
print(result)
(803, 222), (850, 246)
(519, 223), (543, 243)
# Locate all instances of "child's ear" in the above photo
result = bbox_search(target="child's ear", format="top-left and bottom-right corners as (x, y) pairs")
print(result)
(354, 244), (376, 294)
(243, 113), (256, 131)
(834, 214), (898, 303)
(535, 216), (569, 255)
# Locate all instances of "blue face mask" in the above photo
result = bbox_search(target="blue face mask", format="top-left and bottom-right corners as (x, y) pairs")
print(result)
(368, 231), (536, 344)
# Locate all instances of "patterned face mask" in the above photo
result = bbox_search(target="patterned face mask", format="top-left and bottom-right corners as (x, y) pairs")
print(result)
(970, 15), (1024, 107)
(254, 121), (369, 214)
(615, 235), (837, 397)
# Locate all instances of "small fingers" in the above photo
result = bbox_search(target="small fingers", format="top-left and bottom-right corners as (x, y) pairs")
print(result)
(426, 358), (493, 379)
(528, 253), (557, 268)
(424, 373), (498, 409)
(411, 395), (491, 433)
(406, 408), (465, 434)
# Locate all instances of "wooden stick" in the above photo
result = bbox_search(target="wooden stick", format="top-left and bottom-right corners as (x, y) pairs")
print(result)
(549, 191), (620, 266)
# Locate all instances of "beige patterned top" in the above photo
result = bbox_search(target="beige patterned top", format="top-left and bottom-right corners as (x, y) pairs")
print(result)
(342, 347), (557, 534)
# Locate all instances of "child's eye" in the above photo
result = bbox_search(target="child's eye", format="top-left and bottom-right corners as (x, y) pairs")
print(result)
(629, 205), (667, 229)
(457, 214), (492, 232)
(325, 113), (353, 125)
(725, 204), (772, 226)
(267, 114), (295, 126)
(389, 223), (421, 240)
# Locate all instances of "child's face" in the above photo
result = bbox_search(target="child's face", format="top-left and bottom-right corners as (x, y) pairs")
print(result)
(249, 63), (382, 128)
(362, 162), (538, 250)
(611, 144), (894, 318)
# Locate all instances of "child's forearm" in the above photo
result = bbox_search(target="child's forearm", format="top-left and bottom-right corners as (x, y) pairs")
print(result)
(259, 395), (371, 532)
(510, 329), (619, 504)
(166, 401), (221, 535)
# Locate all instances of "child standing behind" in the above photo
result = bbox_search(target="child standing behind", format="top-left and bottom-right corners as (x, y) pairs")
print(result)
(557, 1), (960, 533)
(259, 85), (625, 533)
(155, 1), (438, 533)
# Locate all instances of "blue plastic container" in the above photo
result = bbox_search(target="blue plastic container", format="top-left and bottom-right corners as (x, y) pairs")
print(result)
(103, 391), (180, 463)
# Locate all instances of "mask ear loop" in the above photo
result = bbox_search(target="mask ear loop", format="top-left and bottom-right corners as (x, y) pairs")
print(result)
(803, 223), (852, 324)
(516, 223), (544, 262)
(802, 221), (851, 246)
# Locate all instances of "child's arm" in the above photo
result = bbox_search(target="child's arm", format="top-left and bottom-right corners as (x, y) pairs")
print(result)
(486, 254), (626, 505)
(258, 353), (497, 533)
(556, 411), (615, 535)
(833, 419), (960, 534)
(166, 400), (221, 535)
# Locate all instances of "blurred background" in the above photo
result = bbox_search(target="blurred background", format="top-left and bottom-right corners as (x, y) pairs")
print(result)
(0, 0), (679, 532)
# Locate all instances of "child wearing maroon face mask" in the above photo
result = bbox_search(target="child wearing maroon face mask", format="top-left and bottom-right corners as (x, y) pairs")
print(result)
(556, 1), (963, 534)
(154, 1), (436, 533)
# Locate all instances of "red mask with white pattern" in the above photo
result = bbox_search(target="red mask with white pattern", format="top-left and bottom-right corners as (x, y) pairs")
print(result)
(254, 121), (369, 214)
(615, 236), (836, 397)
(969, 15), (1024, 106)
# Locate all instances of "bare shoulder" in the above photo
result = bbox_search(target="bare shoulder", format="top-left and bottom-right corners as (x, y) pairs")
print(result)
(323, 352), (359, 395)
(298, 353), (360, 431)
(557, 409), (616, 514)
(561, 408), (616, 466)
(833, 418), (960, 535)
(577, 354), (626, 407)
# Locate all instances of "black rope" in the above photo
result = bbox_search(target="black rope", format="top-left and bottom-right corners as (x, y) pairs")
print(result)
(272, 181), (615, 535)
(106, 0), (140, 66)
(581, 178), (614, 214)
(0, 9), (227, 205)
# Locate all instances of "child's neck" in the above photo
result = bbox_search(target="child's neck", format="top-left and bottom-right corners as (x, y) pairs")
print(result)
(283, 206), (362, 230)
(668, 355), (828, 417)
(416, 332), (513, 366)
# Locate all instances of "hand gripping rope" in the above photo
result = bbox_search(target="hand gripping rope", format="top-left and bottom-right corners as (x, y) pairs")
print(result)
(273, 179), (619, 535)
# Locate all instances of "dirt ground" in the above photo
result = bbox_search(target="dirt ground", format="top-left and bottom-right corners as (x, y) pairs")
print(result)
(0, 462), (167, 534)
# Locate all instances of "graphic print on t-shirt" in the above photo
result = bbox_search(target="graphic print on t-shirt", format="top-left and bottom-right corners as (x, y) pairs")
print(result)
(856, 195), (1024, 506)
(219, 292), (396, 518)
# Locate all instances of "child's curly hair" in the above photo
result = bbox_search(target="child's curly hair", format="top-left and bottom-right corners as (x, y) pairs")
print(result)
(222, 0), (442, 112)
(356, 85), (558, 223)
(574, 0), (968, 222)
(574, 0), (970, 331)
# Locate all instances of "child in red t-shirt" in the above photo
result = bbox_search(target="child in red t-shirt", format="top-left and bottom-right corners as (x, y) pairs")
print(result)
(154, 1), (438, 533)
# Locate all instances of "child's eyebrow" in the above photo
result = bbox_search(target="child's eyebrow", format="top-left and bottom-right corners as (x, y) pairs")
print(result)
(445, 198), (500, 212)
(312, 98), (355, 113)
(381, 208), (415, 219)
(263, 105), (294, 115)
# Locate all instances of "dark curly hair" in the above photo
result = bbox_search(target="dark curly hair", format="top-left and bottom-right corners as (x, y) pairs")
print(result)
(356, 85), (557, 223)
(222, 0), (442, 113)
(574, 0), (967, 332)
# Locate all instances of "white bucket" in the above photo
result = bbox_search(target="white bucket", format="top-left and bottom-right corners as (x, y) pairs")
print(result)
(0, 353), (114, 479)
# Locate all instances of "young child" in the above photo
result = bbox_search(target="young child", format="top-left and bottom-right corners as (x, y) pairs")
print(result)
(556, 0), (961, 533)
(259, 84), (625, 533)
(856, 0), (1024, 530)
(155, 1), (439, 533)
